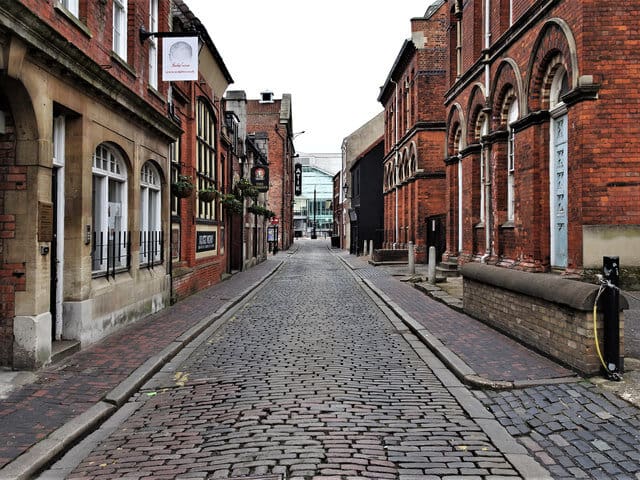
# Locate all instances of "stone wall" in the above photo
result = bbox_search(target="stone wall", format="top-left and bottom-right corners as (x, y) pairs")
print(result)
(461, 263), (628, 375)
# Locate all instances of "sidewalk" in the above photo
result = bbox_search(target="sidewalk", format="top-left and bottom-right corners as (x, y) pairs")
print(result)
(334, 250), (580, 389)
(0, 245), (632, 478)
(0, 256), (285, 478)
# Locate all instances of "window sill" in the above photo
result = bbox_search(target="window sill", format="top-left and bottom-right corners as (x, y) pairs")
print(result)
(148, 85), (166, 103)
(54, 3), (92, 38)
(110, 52), (137, 78)
(500, 221), (515, 229)
(474, 221), (485, 229)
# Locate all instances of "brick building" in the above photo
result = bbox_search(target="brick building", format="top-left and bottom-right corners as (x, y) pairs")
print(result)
(378, 0), (448, 263)
(0, 1), (183, 368)
(246, 92), (296, 252)
(224, 91), (274, 272)
(444, 0), (640, 286)
(169, 0), (233, 300)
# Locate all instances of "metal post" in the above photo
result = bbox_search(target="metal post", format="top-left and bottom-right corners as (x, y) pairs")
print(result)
(408, 241), (415, 275)
(428, 246), (436, 284)
(603, 256), (622, 375)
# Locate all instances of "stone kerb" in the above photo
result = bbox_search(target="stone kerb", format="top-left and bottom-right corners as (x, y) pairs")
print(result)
(461, 262), (628, 375)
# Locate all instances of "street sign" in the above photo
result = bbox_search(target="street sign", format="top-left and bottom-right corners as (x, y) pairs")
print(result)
(294, 163), (302, 196)
(271, 217), (279, 225)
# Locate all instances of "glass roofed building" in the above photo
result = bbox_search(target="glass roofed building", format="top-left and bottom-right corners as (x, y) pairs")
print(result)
(293, 153), (340, 238)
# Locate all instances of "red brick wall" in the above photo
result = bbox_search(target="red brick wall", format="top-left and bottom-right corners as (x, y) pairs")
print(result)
(0, 97), (26, 366)
(446, 0), (640, 272)
(17, 0), (170, 115)
(246, 99), (293, 251)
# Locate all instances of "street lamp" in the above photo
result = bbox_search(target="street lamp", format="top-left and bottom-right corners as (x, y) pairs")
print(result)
(311, 187), (317, 239)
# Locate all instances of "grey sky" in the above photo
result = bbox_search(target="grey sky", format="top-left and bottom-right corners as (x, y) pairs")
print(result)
(188, 1), (437, 154)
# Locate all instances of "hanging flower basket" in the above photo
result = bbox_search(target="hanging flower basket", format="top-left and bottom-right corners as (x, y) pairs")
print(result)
(172, 175), (194, 199)
(235, 178), (259, 200)
(198, 188), (218, 203)
(220, 194), (243, 215)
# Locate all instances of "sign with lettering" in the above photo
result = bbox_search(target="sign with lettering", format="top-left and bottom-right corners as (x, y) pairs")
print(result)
(294, 163), (302, 196)
(163, 37), (198, 81)
(196, 231), (216, 252)
(38, 202), (53, 242)
(251, 166), (269, 192)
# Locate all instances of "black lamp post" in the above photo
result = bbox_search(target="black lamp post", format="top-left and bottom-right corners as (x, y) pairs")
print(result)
(311, 187), (317, 239)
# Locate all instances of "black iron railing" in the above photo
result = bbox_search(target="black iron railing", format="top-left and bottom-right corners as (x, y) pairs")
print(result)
(92, 230), (131, 278)
(140, 230), (164, 268)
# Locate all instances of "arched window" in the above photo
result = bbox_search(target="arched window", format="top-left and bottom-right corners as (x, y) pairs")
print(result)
(477, 113), (489, 222)
(549, 66), (569, 267)
(196, 99), (217, 220)
(92, 144), (129, 276)
(140, 162), (162, 266)
(506, 97), (519, 221)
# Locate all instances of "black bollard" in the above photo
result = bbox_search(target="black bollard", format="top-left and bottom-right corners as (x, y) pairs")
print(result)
(602, 256), (622, 376)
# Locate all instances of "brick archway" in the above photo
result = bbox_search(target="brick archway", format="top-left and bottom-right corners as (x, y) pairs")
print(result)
(527, 19), (579, 112)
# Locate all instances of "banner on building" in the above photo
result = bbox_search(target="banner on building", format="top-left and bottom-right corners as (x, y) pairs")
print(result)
(251, 166), (269, 192)
(163, 37), (198, 81)
(294, 163), (302, 196)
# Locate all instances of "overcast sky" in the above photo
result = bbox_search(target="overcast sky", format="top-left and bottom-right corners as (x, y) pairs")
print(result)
(187, 1), (437, 154)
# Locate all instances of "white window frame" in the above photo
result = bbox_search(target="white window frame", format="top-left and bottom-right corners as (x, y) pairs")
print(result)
(196, 100), (217, 220)
(507, 99), (519, 222)
(148, 0), (159, 89)
(92, 144), (128, 275)
(113, 0), (127, 59)
(140, 162), (162, 266)
(60, 0), (79, 16)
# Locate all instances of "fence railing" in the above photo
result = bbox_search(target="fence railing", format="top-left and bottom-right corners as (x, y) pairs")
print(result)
(92, 230), (131, 278)
(140, 230), (164, 268)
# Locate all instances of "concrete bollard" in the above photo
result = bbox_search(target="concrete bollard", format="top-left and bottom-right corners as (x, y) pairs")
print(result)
(363, 241), (368, 256)
(428, 246), (436, 284)
(408, 241), (415, 275)
(369, 240), (373, 258)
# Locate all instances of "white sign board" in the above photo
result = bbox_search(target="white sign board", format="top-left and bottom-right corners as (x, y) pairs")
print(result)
(162, 37), (198, 81)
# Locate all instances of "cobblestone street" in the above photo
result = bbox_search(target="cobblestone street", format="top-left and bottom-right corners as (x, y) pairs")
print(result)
(44, 241), (532, 479)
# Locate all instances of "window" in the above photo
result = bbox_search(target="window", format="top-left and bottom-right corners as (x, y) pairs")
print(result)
(92, 144), (129, 276)
(60, 0), (79, 16)
(148, 0), (158, 89)
(196, 100), (216, 220)
(478, 114), (489, 222)
(113, 0), (127, 59)
(140, 162), (162, 267)
(170, 139), (180, 216)
(507, 98), (519, 221)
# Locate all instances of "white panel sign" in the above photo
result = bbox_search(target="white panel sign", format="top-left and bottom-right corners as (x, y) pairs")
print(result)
(162, 37), (198, 81)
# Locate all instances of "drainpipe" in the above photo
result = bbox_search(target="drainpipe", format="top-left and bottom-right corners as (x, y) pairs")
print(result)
(481, 0), (492, 263)
(390, 78), (399, 246)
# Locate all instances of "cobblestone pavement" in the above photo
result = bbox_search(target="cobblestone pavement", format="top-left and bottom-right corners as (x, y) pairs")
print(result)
(477, 382), (640, 479)
(0, 258), (282, 473)
(53, 240), (531, 480)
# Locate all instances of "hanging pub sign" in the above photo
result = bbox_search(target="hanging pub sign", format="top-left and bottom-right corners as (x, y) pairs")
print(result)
(162, 37), (199, 81)
(251, 166), (269, 192)
(294, 163), (302, 196)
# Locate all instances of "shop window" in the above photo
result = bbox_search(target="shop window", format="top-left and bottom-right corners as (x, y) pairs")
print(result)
(140, 162), (162, 267)
(92, 144), (129, 277)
